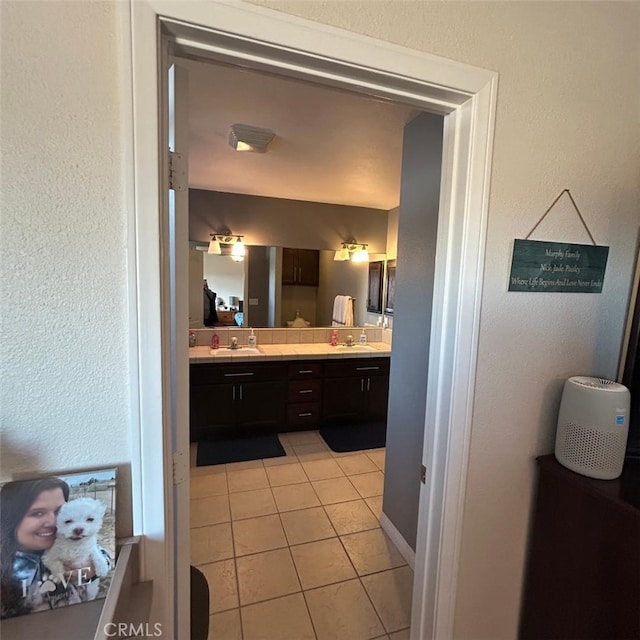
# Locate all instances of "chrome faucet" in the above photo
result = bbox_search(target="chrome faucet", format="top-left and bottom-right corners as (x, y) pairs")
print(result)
(345, 334), (354, 347)
(229, 336), (239, 350)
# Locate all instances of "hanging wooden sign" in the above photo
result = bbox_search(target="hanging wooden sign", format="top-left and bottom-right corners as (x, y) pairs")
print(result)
(509, 189), (609, 293)
(509, 239), (609, 292)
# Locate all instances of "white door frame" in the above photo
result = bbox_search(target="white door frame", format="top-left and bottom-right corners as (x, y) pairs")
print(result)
(129, 2), (497, 638)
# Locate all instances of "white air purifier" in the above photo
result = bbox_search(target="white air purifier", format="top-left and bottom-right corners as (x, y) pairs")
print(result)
(555, 376), (630, 479)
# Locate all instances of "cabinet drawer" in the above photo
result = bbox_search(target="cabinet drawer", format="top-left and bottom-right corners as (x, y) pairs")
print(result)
(323, 357), (390, 378)
(287, 362), (323, 380)
(287, 402), (321, 426)
(287, 379), (322, 403)
(190, 363), (286, 385)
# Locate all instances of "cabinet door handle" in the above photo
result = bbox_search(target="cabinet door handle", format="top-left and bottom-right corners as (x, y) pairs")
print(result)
(356, 366), (380, 371)
(367, 377), (371, 392)
(361, 378), (364, 392)
(232, 385), (236, 401)
(299, 389), (313, 394)
(239, 384), (243, 401)
(298, 412), (313, 417)
(298, 370), (313, 374)
(224, 372), (255, 377)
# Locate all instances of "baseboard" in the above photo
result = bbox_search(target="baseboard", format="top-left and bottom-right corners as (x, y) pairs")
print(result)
(379, 512), (415, 570)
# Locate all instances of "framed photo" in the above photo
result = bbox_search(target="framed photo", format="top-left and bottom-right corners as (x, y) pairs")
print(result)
(366, 260), (384, 313)
(0, 468), (117, 620)
(385, 259), (396, 315)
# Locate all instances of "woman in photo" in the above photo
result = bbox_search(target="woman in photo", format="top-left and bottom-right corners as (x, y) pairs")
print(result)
(0, 476), (110, 619)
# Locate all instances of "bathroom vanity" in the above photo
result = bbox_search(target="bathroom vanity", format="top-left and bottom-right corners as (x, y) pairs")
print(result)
(189, 343), (391, 442)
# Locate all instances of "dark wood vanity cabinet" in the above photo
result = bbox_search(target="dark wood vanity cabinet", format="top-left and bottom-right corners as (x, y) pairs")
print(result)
(189, 363), (287, 441)
(281, 248), (320, 286)
(519, 455), (640, 640)
(286, 362), (323, 430)
(190, 356), (390, 441)
(322, 358), (390, 424)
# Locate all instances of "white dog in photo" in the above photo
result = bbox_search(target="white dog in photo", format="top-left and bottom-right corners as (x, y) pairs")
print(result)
(42, 497), (110, 582)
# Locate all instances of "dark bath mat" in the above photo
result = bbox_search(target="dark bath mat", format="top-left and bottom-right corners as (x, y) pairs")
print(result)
(319, 422), (386, 453)
(196, 433), (286, 467)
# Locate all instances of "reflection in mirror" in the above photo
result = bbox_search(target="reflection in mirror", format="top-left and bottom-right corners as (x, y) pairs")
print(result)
(189, 242), (387, 329)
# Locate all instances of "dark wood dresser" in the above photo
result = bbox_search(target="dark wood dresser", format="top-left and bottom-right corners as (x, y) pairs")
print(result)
(520, 455), (640, 640)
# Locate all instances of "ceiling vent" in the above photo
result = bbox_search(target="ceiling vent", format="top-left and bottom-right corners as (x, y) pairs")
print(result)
(228, 123), (275, 152)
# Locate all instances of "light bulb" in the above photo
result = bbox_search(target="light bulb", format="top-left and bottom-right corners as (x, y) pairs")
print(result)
(351, 247), (369, 262)
(231, 238), (246, 261)
(208, 237), (221, 254)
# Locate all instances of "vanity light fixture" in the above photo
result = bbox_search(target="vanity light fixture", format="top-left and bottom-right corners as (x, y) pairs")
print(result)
(209, 233), (245, 261)
(207, 236), (221, 254)
(333, 242), (369, 262)
(228, 123), (275, 153)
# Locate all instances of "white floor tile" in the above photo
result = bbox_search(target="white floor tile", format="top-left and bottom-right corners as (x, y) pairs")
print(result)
(324, 499), (380, 535)
(208, 608), (242, 640)
(286, 430), (322, 445)
(280, 506), (336, 545)
(312, 477), (360, 505)
(191, 522), (234, 565)
(362, 566), (414, 633)
(340, 529), (406, 576)
(227, 466), (270, 493)
(293, 442), (333, 461)
(301, 457), (345, 481)
(190, 471), (228, 498)
(236, 548), (301, 605)
(272, 482), (321, 512)
(232, 513), (288, 557)
(349, 470), (385, 498)
(305, 578), (385, 640)
(335, 453), (379, 475)
(366, 450), (386, 471)
(191, 495), (230, 528)
(365, 495), (383, 519)
(229, 488), (277, 520)
(265, 462), (308, 486)
(290, 537), (356, 589)
(199, 559), (238, 614)
(241, 593), (316, 640)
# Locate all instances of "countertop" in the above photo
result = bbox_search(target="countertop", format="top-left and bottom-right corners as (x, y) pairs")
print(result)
(189, 342), (391, 363)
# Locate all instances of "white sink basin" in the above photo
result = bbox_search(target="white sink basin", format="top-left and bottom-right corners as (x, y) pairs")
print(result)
(209, 346), (263, 354)
(335, 344), (378, 352)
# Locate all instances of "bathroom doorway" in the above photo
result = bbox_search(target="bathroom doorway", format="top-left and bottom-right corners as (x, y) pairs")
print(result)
(180, 52), (442, 638)
(130, 3), (497, 637)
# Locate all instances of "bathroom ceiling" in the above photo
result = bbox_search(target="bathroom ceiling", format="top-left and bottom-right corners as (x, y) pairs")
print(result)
(183, 58), (417, 211)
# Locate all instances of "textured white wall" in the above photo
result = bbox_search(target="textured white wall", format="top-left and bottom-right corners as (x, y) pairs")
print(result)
(247, 2), (640, 638)
(0, 1), (132, 536)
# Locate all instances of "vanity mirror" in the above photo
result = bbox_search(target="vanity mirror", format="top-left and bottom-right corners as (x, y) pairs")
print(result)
(189, 242), (388, 329)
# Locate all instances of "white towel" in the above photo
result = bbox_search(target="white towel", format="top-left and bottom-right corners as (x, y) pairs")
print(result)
(332, 295), (354, 327)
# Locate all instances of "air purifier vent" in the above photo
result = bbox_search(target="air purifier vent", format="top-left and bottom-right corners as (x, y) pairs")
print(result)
(556, 422), (628, 475)
(571, 376), (626, 391)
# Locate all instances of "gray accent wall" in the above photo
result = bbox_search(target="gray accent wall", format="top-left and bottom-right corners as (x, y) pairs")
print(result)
(383, 112), (443, 550)
(189, 189), (389, 253)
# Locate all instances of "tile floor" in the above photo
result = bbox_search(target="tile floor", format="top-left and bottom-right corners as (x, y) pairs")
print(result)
(190, 430), (412, 640)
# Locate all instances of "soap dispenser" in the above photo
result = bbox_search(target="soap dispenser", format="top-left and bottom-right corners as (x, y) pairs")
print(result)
(248, 328), (257, 348)
(330, 329), (339, 346)
(359, 328), (367, 345)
